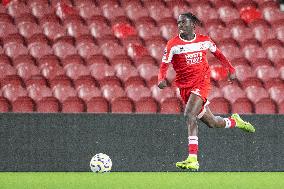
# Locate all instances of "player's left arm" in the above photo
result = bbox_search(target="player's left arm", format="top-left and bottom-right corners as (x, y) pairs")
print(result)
(208, 39), (236, 82)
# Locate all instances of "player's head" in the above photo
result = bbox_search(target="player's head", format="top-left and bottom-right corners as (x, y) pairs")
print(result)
(178, 12), (202, 36)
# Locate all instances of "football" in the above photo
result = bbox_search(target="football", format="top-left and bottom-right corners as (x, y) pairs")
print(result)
(90, 153), (112, 173)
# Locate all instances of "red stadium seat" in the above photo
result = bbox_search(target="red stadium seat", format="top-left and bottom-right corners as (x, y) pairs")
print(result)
(138, 64), (159, 81)
(42, 22), (66, 42)
(88, 15), (113, 38)
(76, 41), (100, 59)
(228, 20), (254, 43)
(126, 85), (152, 102)
(239, 77), (263, 89)
(151, 85), (176, 103)
(3, 33), (25, 47)
(126, 4), (148, 21)
(90, 63), (115, 80)
(74, 75), (98, 90)
(254, 98), (277, 114)
(98, 76), (122, 88)
(49, 75), (73, 89)
(4, 43), (28, 58)
(15, 62), (39, 80)
(231, 97), (253, 114)
(53, 39), (77, 59)
(264, 78), (284, 90)
(103, 6), (125, 23)
(77, 85), (101, 101)
(36, 96), (60, 112)
(27, 34), (49, 48)
(38, 55), (64, 80)
(109, 55), (132, 66)
(135, 97), (158, 113)
(241, 39), (266, 62)
(25, 75), (48, 88)
(62, 97), (86, 112)
(112, 23), (137, 39)
(86, 96), (109, 113)
(114, 63), (139, 82)
(79, 5), (101, 19)
(101, 85), (125, 101)
(18, 22), (42, 39)
(127, 44), (149, 60)
(278, 101), (284, 114)
(160, 97), (183, 114)
(255, 65), (279, 82)
(0, 75), (24, 88)
(148, 3), (172, 22)
(27, 85), (52, 102)
(2, 84), (27, 102)
(0, 63), (16, 79)
(7, 2), (29, 17)
(30, 1), (53, 18)
(0, 54), (11, 65)
(85, 54), (108, 66)
(0, 97), (11, 112)
(124, 76), (146, 88)
(29, 43), (53, 59)
(218, 39), (242, 60)
(61, 54), (85, 67)
(234, 65), (256, 82)
(0, 22), (18, 38)
(222, 85), (246, 103)
(245, 86), (270, 103)
(218, 6), (240, 23)
(111, 97), (134, 113)
(52, 85), (77, 102)
(12, 96), (35, 112)
(208, 86), (223, 100)
(101, 42), (126, 59)
(64, 63), (90, 80)
(146, 37), (166, 62)
(269, 86), (284, 105)
(263, 39), (284, 63)
(209, 97), (231, 114)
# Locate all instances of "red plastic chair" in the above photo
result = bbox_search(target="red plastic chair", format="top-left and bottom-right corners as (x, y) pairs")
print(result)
(77, 85), (101, 102)
(90, 63), (115, 80)
(245, 86), (270, 103)
(231, 97), (253, 114)
(36, 96), (61, 112)
(160, 97), (183, 114)
(269, 86), (284, 105)
(0, 97), (11, 112)
(62, 97), (86, 112)
(222, 85), (247, 104)
(52, 85), (77, 102)
(111, 97), (134, 113)
(27, 85), (52, 102)
(101, 85), (125, 101)
(255, 98), (277, 114)
(135, 97), (158, 113)
(209, 97), (231, 114)
(114, 63), (139, 82)
(86, 96), (109, 113)
(126, 85), (152, 102)
(12, 96), (35, 112)
(151, 85), (176, 103)
(2, 84), (27, 102)
(138, 64), (159, 82)
(64, 63), (90, 80)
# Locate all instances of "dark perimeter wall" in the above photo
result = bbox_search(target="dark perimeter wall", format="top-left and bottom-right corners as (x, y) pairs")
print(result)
(0, 113), (283, 172)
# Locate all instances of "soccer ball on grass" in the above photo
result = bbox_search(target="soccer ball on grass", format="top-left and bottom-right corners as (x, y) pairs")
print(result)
(90, 153), (112, 173)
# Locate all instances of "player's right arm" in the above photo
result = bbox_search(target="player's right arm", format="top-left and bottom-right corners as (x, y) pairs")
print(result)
(158, 42), (174, 89)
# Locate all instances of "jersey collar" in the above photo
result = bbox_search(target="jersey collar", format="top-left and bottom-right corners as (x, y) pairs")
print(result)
(179, 33), (196, 42)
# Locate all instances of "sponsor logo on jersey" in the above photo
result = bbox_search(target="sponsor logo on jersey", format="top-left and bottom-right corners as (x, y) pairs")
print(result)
(185, 52), (203, 65)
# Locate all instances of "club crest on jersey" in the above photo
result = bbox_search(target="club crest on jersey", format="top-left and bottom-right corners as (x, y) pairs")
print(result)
(185, 52), (203, 65)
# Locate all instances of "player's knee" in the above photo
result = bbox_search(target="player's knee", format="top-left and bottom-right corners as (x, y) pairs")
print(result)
(184, 112), (198, 126)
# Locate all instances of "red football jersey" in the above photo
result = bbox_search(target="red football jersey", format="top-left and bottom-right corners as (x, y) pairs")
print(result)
(161, 34), (217, 88)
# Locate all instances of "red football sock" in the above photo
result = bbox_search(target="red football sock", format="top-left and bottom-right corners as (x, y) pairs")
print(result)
(224, 117), (236, 128)
(188, 136), (198, 158)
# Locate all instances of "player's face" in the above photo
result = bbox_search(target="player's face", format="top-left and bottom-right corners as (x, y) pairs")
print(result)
(177, 15), (195, 36)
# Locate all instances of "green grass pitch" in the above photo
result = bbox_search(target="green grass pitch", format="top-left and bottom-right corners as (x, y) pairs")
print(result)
(0, 172), (283, 189)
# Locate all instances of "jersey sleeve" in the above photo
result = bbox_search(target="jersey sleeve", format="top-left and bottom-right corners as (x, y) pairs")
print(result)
(161, 41), (175, 64)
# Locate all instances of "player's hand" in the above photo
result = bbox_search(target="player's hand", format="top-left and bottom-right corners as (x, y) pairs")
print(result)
(158, 80), (167, 89)
(228, 72), (236, 84)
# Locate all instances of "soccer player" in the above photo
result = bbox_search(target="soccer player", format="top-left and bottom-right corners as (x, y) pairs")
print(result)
(157, 12), (255, 171)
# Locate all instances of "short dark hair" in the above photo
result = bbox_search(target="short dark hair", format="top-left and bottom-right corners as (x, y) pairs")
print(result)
(180, 12), (203, 27)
